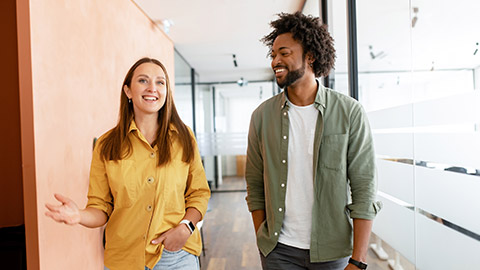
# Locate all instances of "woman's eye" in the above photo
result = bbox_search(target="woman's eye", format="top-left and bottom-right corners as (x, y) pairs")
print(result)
(156, 81), (165, 85)
(139, 79), (147, 83)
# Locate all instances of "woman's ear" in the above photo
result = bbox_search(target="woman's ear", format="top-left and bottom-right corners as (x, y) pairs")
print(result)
(123, 85), (131, 99)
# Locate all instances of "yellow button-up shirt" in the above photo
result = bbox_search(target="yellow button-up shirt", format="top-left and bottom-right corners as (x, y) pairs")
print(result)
(87, 121), (210, 270)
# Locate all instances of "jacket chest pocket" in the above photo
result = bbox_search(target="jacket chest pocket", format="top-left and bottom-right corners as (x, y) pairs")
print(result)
(319, 134), (348, 171)
(106, 160), (137, 208)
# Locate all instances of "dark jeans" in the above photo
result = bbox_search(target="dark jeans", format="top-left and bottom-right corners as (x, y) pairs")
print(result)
(260, 242), (349, 270)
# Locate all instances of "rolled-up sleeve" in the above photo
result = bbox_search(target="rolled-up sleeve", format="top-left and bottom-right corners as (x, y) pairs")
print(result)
(346, 104), (382, 220)
(184, 134), (211, 219)
(245, 112), (265, 212)
(86, 138), (114, 217)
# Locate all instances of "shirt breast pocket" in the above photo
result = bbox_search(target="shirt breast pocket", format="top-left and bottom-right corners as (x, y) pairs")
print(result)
(106, 159), (137, 208)
(164, 159), (189, 212)
(319, 134), (348, 171)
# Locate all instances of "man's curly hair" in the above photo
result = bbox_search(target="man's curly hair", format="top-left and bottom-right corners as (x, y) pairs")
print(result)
(261, 12), (336, 77)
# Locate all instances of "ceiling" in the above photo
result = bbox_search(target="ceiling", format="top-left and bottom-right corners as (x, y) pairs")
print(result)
(133, 0), (319, 83)
(133, 0), (480, 85)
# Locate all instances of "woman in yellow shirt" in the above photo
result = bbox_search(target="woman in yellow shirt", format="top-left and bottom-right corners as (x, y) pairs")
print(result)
(45, 57), (211, 270)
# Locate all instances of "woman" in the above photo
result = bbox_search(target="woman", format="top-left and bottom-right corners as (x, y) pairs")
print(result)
(45, 57), (211, 270)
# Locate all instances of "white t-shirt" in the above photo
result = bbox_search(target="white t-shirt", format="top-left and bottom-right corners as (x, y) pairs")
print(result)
(278, 99), (318, 249)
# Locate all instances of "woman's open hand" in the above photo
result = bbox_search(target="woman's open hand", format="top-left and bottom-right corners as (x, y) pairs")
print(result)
(45, 193), (81, 225)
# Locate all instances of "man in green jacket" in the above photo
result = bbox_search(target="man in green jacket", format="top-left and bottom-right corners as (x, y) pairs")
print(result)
(245, 12), (381, 270)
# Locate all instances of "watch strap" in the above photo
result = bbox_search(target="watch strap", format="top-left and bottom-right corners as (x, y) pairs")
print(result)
(179, 219), (195, 234)
(348, 257), (367, 269)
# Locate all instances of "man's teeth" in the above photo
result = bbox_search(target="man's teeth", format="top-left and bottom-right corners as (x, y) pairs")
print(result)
(275, 69), (285, 74)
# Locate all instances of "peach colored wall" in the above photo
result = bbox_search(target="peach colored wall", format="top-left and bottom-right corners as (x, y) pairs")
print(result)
(24, 0), (174, 269)
(0, 0), (24, 228)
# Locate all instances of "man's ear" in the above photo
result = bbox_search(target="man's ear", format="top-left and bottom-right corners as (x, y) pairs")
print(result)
(123, 85), (131, 99)
(306, 52), (314, 65)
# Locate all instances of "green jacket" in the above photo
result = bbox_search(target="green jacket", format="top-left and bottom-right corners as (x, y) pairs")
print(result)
(245, 82), (382, 262)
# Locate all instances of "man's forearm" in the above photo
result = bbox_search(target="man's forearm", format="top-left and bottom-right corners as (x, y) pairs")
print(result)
(251, 209), (266, 234)
(351, 218), (373, 262)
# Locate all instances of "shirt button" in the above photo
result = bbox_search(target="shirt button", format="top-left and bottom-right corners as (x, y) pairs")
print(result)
(279, 208), (283, 212)
(281, 183), (285, 188)
(150, 152), (155, 158)
(146, 205), (153, 212)
(282, 160), (286, 164)
(147, 177), (154, 184)
(283, 112), (287, 116)
(274, 232), (278, 236)
(283, 135), (287, 140)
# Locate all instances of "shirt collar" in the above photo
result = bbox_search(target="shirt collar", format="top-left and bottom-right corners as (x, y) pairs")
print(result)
(128, 119), (179, 134)
(128, 119), (139, 133)
(280, 79), (327, 113)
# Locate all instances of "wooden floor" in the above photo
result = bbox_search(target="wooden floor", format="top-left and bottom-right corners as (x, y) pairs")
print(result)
(201, 176), (414, 270)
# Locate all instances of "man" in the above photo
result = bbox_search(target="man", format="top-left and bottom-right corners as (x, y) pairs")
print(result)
(245, 12), (381, 270)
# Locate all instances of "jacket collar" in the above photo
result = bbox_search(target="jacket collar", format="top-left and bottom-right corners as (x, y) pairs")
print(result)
(280, 79), (327, 114)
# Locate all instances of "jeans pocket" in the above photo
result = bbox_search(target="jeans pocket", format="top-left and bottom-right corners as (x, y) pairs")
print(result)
(162, 248), (182, 254)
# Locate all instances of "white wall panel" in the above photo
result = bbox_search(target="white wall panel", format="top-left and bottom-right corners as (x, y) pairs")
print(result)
(373, 133), (414, 158)
(416, 214), (480, 270)
(368, 104), (413, 130)
(372, 194), (415, 263)
(377, 159), (414, 204)
(414, 133), (480, 168)
(414, 91), (480, 127)
(415, 166), (480, 235)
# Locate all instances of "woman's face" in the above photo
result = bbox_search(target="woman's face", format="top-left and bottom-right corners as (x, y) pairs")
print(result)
(123, 62), (167, 118)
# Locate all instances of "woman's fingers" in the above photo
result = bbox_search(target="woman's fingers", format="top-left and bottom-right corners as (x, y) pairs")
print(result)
(151, 233), (166, 245)
(45, 203), (60, 213)
(54, 193), (71, 204)
(45, 209), (65, 222)
(153, 226), (190, 251)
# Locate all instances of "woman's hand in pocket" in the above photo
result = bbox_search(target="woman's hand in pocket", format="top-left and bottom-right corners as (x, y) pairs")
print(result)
(151, 224), (191, 251)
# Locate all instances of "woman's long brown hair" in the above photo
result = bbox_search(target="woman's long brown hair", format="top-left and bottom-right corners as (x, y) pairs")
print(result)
(99, 57), (194, 166)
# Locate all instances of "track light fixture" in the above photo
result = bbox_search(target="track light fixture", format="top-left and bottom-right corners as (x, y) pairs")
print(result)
(411, 7), (419, 28)
(237, 77), (248, 87)
(232, 54), (238, 67)
(369, 45), (385, 60)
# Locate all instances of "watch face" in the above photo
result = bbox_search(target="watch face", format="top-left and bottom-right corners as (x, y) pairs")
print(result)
(188, 222), (195, 232)
(349, 258), (367, 269)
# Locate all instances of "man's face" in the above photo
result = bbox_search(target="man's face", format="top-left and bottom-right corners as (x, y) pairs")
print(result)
(271, 33), (307, 89)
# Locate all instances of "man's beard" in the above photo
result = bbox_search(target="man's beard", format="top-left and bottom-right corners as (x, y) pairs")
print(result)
(276, 61), (306, 89)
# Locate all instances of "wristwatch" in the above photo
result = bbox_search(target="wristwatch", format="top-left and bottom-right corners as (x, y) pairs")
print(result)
(179, 219), (195, 234)
(348, 258), (367, 269)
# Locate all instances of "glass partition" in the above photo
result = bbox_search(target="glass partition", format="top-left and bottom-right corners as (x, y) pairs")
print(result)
(195, 81), (275, 190)
(410, 1), (480, 269)
(327, 0), (349, 95)
(355, 1), (416, 266)
(347, 0), (480, 268)
(173, 49), (194, 129)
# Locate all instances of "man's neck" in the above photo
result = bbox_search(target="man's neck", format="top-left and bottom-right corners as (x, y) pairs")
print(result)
(286, 77), (318, 106)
